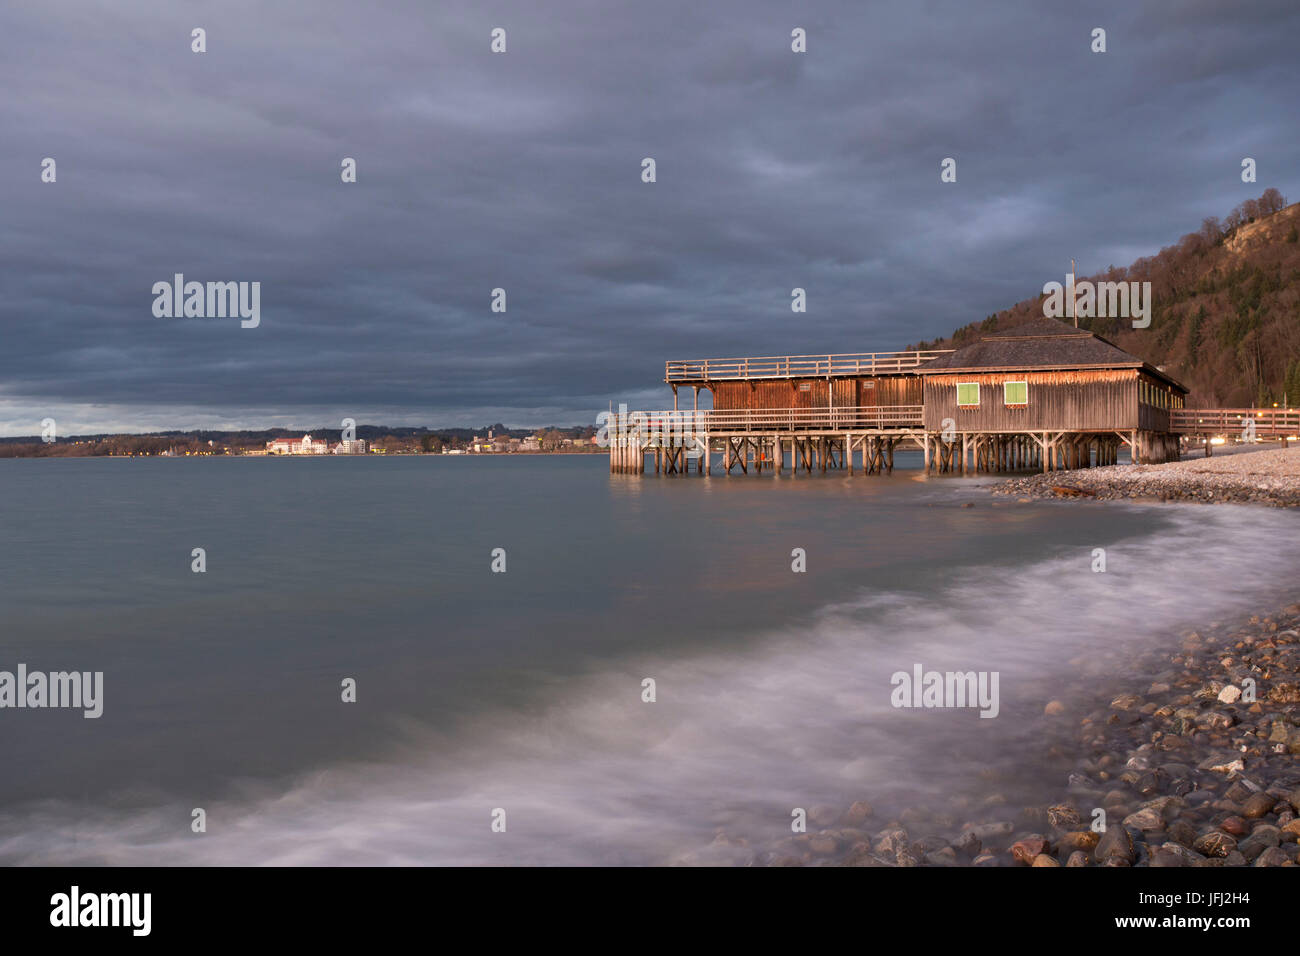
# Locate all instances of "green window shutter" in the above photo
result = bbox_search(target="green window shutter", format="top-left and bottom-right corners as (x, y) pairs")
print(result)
(1004, 381), (1028, 405)
(957, 383), (980, 406)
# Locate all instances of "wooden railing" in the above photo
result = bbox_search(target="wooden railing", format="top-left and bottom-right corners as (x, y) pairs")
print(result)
(1171, 408), (1300, 435)
(610, 405), (924, 435)
(664, 351), (953, 382)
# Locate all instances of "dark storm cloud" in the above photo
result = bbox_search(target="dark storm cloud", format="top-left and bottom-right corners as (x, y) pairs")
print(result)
(1, 0), (1297, 433)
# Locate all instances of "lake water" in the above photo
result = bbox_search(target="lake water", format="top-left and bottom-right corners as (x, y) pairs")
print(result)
(1, 454), (1297, 864)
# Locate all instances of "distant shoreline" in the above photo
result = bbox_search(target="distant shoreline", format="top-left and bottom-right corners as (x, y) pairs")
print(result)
(0, 449), (607, 460)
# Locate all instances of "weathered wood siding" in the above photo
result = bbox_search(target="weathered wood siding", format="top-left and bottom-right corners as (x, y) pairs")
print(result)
(832, 378), (858, 408)
(711, 375), (920, 411)
(1137, 372), (1176, 432)
(922, 369), (1139, 431)
(863, 376), (922, 407)
(1139, 403), (1170, 432)
(712, 380), (821, 410)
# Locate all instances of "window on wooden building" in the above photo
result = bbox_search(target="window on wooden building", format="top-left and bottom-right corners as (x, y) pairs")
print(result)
(956, 382), (980, 406)
(1003, 381), (1028, 406)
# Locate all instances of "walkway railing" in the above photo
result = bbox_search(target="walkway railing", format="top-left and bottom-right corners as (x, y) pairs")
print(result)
(664, 351), (952, 382)
(1171, 408), (1300, 435)
(614, 405), (924, 435)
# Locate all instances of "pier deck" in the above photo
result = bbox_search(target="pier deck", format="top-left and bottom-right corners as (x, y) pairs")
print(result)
(1170, 408), (1299, 437)
(607, 406), (1131, 477)
(1170, 408), (1297, 456)
(665, 351), (951, 383)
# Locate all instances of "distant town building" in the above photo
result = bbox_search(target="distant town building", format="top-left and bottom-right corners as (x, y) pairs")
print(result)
(334, 439), (367, 455)
(266, 434), (331, 455)
(266, 437), (296, 454)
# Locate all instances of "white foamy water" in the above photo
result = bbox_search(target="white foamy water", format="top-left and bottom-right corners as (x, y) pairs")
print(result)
(3, 503), (1296, 866)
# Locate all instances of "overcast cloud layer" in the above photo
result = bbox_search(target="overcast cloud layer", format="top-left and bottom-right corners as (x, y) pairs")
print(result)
(2, 0), (1297, 434)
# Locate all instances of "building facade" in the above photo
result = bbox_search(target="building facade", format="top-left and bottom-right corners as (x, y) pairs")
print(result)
(917, 318), (1188, 464)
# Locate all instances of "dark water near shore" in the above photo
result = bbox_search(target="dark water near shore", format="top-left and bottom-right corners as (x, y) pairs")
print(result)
(1, 454), (1297, 864)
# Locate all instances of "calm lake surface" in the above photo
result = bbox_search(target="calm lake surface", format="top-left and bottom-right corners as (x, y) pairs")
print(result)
(1, 454), (1297, 864)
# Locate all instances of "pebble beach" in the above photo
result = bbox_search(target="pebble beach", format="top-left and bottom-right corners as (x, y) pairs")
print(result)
(991, 444), (1300, 507)
(742, 447), (1300, 867)
(746, 604), (1300, 868)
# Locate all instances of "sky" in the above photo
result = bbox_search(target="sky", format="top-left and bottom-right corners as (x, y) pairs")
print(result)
(2, 0), (1297, 435)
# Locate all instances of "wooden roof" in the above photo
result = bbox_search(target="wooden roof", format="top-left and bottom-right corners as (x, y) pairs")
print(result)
(918, 318), (1188, 392)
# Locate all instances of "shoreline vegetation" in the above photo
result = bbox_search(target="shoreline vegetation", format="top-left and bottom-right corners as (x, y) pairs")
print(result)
(992, 445), (1300, 507)
(732, 601), (1300, 868)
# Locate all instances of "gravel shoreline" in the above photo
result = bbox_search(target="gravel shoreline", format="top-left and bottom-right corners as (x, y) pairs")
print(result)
(990, 446), (1300, 507)
(692, 451), (1300, 867)
(731, 603), (1300, 867)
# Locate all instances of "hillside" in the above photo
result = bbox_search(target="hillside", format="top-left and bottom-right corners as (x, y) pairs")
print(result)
(913, 190), (1300, 408)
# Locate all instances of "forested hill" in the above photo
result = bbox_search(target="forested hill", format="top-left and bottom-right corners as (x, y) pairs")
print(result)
(912, 189), (1300, 408)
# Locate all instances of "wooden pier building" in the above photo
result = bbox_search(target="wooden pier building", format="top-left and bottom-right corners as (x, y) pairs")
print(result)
(917, 318), (1188, 472)
(610, 318), (1195, 476)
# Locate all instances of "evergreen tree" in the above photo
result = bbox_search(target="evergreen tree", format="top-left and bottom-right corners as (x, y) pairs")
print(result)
(1186, 306), (1204, 368)
(1284, 360), (1300, 407)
